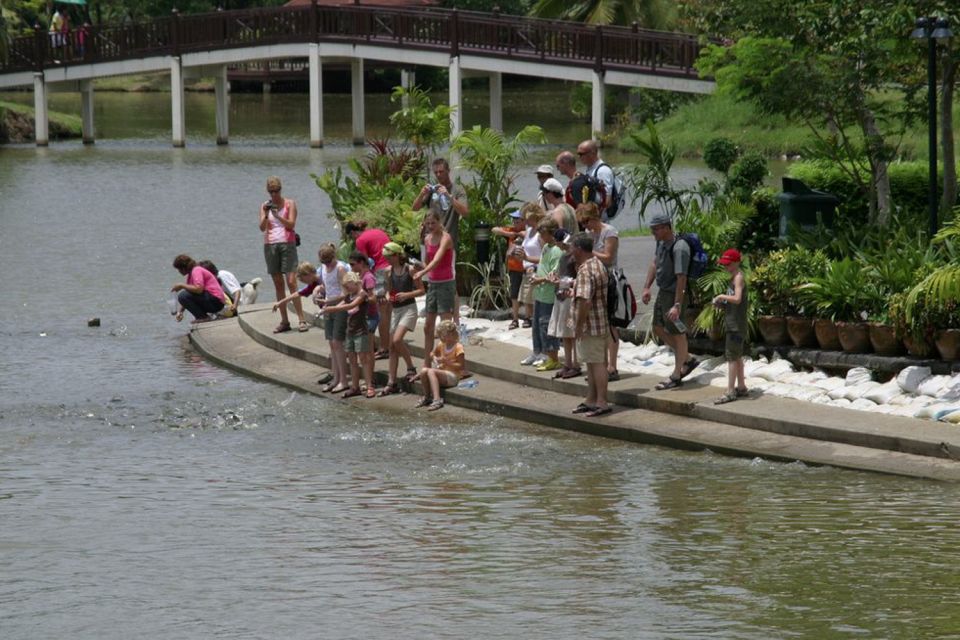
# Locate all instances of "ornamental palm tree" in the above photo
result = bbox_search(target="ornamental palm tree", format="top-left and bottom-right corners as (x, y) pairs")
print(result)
(529, 0), (676, 29)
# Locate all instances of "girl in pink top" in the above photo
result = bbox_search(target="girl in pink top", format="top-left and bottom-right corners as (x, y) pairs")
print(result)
(258, 176), (306, 334)
(413, 211), (455, 368)
(171, 254), (225, 324)
(346, 220), (393, 359)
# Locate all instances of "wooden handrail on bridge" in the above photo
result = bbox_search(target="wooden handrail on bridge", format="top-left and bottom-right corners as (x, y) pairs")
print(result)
(0, 4), (704, 79)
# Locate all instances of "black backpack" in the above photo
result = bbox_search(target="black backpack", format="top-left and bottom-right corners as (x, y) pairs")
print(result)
(566, 173), (603, 208)
(606, 267), (637, 329)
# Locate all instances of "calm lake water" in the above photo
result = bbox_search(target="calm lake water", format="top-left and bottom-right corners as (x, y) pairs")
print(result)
(1, 88), (959, 639)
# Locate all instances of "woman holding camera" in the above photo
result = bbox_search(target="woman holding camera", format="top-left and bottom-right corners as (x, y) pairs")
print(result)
(259, 175), (306, 333)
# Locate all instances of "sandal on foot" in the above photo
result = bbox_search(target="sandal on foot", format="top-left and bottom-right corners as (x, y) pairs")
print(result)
(329, 384), (349, 394)
(365, 388), (377, 399)
(508, 320), (519, 330)
(607, 370), (620, 382)
(521, 319), (532, 328)
(404, 367), (419, 383)
(736, 387), (750, 398)
(342, 388), (362, 399)
(679, 357), (700, 379)
(375, 349), (390, 360)
(414, 397), (432, 408)
(715, 391), (738, 405)
(298, 321), (309, 332)
(586, 406), (613, 418)
(561, 367), (583, 379)
(377, 383), (400, 397)
(427, 399), (444, 411)
(321, 382), (337, 393)
(273, 322), (291, 334)
(655, 376), (683, 391)
(572, 403), (597, 414)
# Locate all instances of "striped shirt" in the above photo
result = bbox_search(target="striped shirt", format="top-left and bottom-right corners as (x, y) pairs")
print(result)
(574, 255), (608, 337)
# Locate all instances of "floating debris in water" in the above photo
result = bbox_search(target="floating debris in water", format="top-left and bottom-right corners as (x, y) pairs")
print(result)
(39, 332), (47, 337)
(279, 392), (297, 407)
(87, 317), (101, 327)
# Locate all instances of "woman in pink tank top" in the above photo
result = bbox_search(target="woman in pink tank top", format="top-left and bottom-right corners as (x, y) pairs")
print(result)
(413, 211), (455, 368)
(258, 176), (305, 333)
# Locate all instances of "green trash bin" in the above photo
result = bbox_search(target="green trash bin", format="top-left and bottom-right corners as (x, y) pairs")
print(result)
(777, 177), (839, 238)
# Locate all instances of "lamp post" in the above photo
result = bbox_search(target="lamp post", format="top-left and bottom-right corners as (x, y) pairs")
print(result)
(911, 17), (953, 239)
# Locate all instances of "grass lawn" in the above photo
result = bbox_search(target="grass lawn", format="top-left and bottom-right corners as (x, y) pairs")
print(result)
(0, 100), (82, 139)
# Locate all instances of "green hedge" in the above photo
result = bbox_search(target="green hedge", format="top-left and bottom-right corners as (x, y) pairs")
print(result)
(786, 160), (945, 224)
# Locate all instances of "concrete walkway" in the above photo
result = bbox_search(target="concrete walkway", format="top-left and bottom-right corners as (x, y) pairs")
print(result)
(189, 301), (960, 482)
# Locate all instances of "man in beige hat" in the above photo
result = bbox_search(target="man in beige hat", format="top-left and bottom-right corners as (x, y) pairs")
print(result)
(535, 164), (554, 209)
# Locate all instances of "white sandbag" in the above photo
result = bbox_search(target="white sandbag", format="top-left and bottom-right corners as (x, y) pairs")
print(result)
(831, 398), (853, 408)
(863, 380), (903, 405)
(828, 385), (849, 400)
(843, 381), (881, 401)
(938, 374), (960, 401)
(813, 377), (846, 392)
(743, 357), (768, 376)
(851, 398), (879, 411)
(918, 375), (950, 398)
(896, 366), (932, 394)
(811, 394), (833, 405)
(845, 367), (873, 386)
(939, 408), (960, 424)
(697, 356), (727, 372)
(913, 403), (952, 420)
(752, 359), (795, 382)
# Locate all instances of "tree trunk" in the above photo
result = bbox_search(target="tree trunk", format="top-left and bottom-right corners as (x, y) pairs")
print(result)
(941, 54), (957, 217)
(859, 104), (892, 226)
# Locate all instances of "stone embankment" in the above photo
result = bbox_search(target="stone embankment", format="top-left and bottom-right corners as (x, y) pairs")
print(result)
(188, 301), (960, 482)
(0, 102), (81, 143)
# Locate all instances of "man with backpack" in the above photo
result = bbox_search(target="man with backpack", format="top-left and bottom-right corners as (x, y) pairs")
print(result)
(641, 212), (699, 390)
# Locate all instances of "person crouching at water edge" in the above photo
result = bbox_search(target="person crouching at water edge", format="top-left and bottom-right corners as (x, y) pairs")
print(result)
(171, 254), (226, 324)
(414, 320), (468, 411)
(323, 272), (376, 399)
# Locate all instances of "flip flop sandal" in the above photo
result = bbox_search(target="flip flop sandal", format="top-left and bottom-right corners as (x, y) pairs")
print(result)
(508, 320), (520, 330)
(572, 403), (597, 414)
(607, 370), (620, 381)
(365, 388), (378, 399)
(561, 367), (583, 379)
(298, 321), (310, 332)
(655, 377), (683, 391)
(586, 406), (613, 418)
(329, 384), (349, 394)
(321, 382), (337, 393)
(521, 319), (532, 328)
(736, 388), (750, 398)
(404, 368), (419, 383)
(342, 388), (362, 399)
(375, 349), (390, 360)
(377, 383), (400, 397)
(427, 400), (444, 411)
(414, 397), (433, 408)
(679, 358), (700, 379)
(715, 392), (738, 405)
(273, 322), (291, 334)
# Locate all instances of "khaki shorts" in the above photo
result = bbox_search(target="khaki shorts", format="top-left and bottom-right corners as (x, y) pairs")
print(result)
(324, 309), (348, 342)
(653, 289), (687, 335)
(391, 304), (418, 333)
(345, 332), (371, 353)
(425, 279), (456, 315)
(519, 270), (535, 306)
(263, 242), (298, 275)
(577, 334), (607, 365)
(725, 331), (746, 361)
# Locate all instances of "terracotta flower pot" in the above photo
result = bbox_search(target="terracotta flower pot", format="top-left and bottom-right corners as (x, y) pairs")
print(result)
(758, 316), (789, 346)
(868, 323), (904, 357)
(786, 316), (817, 348)
(814, 318), (842, 351)
(935, 329), (960, 361)
(903, 334), (934, 358)
(837, 321), (872, 354)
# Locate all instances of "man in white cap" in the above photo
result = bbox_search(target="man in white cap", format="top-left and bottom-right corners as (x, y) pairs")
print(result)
(535, 164), (553, 209)
(540, 177), (577, 235)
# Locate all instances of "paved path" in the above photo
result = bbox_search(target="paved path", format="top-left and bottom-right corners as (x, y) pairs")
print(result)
(188, 301), (960, 482)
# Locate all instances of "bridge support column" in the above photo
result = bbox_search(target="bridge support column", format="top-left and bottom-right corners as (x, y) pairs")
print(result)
(489, 72), (502, 132)
(79, 79), (95, 145)
(171, 57), (186, 148)
(215, 65), (229, 146)
(351, 58), (365, 145)
(308, 43), (323, 148)
(33, 73), (49, 147)
(591, 71), (605, 141)
(448, 56), (462, 140)
(400, 68), (415, 108)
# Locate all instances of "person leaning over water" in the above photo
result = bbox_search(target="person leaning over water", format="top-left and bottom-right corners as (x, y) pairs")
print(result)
(641, 212), (699, 390)
(259, 176), (306, 334)
(171, 254), (225, 324)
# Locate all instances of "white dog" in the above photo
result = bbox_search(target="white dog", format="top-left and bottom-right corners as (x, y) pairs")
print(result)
(240, 277), (262, 307)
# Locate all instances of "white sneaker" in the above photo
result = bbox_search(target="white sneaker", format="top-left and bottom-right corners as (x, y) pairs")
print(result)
(531, 355), (547, 367)
(520, 353), (541, 366)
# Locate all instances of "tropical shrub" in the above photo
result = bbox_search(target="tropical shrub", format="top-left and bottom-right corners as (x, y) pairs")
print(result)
(726, 152), (768, 201)
(797, 258), (881, 322)
(703, 137), (738, 175)
(750, 247), (828, 316)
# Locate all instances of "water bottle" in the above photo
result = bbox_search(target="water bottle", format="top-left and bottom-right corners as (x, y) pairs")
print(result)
(458, 378), (479, 389)
(458, 322), (468, 339)
(673, 318), (687, 333)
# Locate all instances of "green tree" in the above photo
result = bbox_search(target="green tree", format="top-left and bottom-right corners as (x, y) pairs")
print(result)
(529, 0), (675, 29)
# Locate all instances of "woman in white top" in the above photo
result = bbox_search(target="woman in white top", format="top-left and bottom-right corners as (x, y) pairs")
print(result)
(316, 243), (352, 393)
(576, 202), (622, 380)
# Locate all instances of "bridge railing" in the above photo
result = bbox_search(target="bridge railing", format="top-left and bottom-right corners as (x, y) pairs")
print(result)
(0, 5), (703, 79)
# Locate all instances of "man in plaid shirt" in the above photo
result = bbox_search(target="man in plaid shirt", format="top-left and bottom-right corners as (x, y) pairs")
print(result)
(570, 233), (611, 418)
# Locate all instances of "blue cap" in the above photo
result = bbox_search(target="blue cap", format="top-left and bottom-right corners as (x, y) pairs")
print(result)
(509, 210), (522, 219)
